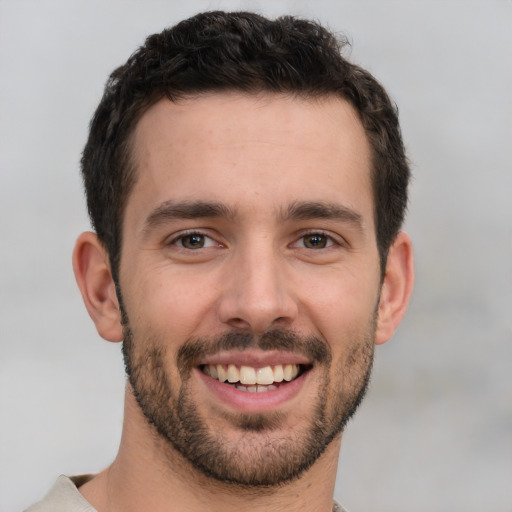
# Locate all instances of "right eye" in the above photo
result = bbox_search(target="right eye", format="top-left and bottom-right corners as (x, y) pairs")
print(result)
(172, 232), (217, 250)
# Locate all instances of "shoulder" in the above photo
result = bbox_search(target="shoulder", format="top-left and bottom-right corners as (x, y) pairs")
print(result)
(25, 475), (96, 512)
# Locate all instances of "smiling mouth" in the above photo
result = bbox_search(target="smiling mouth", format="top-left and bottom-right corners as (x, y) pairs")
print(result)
(200, 364), (308, 393)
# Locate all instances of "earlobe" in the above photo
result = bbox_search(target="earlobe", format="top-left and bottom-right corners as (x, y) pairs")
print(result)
(375, 231), (414, 345)
(72, 232), (124, 342)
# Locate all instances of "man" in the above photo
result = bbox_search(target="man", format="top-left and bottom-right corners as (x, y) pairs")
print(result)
(27, 10), (413, 512)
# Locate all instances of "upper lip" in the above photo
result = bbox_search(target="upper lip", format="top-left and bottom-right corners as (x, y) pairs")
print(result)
(198, 350), (312, 368)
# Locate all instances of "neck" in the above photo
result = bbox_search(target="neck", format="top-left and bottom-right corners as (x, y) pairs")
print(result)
(80, 386), (341, 512)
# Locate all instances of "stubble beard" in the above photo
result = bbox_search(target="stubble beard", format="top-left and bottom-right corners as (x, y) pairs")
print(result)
(121, 309), (376, 488)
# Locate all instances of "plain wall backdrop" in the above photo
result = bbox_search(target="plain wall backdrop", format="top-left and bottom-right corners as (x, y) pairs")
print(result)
(1, 1), (511, 511)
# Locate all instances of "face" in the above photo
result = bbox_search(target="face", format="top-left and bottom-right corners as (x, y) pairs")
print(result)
(118, 93), (382, 486)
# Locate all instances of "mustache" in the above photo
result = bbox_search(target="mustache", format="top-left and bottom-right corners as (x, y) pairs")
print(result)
(177, 330), (331, 375)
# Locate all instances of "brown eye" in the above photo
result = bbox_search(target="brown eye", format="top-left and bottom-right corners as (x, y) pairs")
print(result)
(180, 234), (206, 249)
(302, 234), (330, 249)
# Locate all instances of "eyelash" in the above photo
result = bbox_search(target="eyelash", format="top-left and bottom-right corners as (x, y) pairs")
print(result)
(168, 229), (341, 251)
(292, 230), (340, 250)
(168, 230), (218, 250)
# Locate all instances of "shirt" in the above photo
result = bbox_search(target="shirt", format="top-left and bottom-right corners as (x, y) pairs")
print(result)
(25, 474), (349, 512)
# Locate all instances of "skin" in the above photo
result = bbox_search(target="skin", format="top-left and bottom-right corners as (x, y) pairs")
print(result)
(73, 92), (414, 512)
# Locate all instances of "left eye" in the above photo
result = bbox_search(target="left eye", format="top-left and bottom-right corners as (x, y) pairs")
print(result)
(174, 233), (217, 249)
(296, 234), (334, 249)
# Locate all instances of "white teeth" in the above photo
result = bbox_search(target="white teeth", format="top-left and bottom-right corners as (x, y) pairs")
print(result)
(240, 366), (256, 385)
(204, 363), (301, 386)
(227, 364), (239, 383)
(273, 364), (284, 382)
(283, 364), (299, 381)
(235, 384), (279, 393)
(256, 366), (274, 385)
(217, 364), (227, 382)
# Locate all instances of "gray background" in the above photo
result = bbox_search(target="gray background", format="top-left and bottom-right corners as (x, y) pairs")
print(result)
(1, 1), (511, 511)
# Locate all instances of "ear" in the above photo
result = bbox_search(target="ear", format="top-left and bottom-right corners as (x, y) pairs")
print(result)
(72, 231), (124, 342)
(375, 231), (414, 345)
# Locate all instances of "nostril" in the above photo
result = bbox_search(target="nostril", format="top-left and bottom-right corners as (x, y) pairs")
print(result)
(228, 318), (251, 330)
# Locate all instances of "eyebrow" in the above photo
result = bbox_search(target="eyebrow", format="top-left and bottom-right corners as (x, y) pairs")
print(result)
(144, 200), (236, 231)
(143, 199), (364, 232)
(281, 201), (364, 229)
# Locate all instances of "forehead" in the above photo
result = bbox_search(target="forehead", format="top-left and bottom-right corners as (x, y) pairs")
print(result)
(127, 92), (373, 229)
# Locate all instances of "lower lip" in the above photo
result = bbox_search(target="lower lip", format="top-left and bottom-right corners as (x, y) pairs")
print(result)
(195, 368), (309, 413)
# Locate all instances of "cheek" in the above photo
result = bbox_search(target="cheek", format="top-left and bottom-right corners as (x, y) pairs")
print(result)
(298, 266), (380, 341)
(122, 264), (220, 338)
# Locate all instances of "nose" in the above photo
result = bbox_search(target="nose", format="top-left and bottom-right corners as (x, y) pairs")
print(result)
(216, 243), (298, 334)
